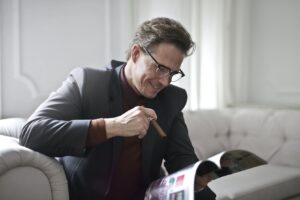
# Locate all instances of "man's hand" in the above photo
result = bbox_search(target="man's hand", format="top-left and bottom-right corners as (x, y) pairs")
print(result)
(104, 106), (157, 139)
(194, 172), (215, 192)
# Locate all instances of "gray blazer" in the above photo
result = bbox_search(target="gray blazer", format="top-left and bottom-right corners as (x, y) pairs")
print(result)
(20, 60), (198, 200)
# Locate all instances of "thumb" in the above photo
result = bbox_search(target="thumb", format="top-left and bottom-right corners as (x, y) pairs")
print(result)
(140, 106), (157, 120)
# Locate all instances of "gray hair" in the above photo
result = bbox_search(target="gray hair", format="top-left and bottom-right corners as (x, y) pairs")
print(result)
(126, 17), (195, 60)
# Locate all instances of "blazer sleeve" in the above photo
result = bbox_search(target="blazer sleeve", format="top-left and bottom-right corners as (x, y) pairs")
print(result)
(20, 68), (91, 157)
(160, 87), (198, 173)
(163, 112), (199, 173)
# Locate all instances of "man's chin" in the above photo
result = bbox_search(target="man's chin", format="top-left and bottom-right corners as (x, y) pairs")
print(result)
(144, 94), (157, 99)
(143, 91), (159, 99)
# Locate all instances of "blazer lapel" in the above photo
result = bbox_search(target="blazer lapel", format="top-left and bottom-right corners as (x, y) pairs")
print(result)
(108, 65), (124, 169)
(108, 65), (123, 118)
(142, 98), (165, 183)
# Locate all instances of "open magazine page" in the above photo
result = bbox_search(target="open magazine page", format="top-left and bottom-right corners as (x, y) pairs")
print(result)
(144, 150), (266, 200)
(207, 151), (225, 168)
(144, 161), (202, 200)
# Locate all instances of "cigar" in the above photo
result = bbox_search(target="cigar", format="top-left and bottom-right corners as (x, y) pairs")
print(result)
(150, 120), (167, 138)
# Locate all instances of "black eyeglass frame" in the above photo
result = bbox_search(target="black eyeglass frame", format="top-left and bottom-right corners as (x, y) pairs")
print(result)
(141, 46), (185, 82)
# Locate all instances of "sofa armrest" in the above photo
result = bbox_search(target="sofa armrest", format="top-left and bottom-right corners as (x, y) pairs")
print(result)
(0, 135), (69, 200)
(208, 165), (300, 200)
(0, 118), (26, 138)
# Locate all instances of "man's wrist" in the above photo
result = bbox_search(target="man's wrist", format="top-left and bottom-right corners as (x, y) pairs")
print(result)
(86, 118), (107, 147)
(104, 118), (119, 139)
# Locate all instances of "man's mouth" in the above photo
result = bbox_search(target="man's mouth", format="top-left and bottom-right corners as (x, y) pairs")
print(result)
(150, 82), (160, 91)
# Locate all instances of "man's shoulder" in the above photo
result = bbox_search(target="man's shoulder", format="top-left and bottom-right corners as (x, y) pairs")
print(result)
(69, 67), (110, 89)
(157, 85), (187, 111)
(160, 84), (187, 98)
(67, 60), (124, 95)
(70, 60), (125, 81)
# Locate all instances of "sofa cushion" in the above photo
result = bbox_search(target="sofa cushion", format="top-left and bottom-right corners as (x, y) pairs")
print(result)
(267, 110), (300, 167)
(208, 164), (300, 200)
(228, 109), (283, 162)
(228, 109), (300, 167)
(184, 110), (231, 160)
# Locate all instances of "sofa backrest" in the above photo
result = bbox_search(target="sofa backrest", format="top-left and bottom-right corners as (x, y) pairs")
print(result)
(229, 108), (300, 167)
(184, 110), (231, 160)
(184, 108), (300, 168)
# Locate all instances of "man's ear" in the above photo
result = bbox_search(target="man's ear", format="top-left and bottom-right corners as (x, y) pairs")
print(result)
(130, 44), (141, 63)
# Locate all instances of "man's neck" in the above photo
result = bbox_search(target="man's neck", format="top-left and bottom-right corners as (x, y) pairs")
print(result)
(124, 61), (141, 96)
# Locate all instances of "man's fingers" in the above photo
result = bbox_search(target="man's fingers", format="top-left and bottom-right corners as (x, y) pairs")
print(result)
(109, 106), (157, 139)
(139, 106), (157, 120)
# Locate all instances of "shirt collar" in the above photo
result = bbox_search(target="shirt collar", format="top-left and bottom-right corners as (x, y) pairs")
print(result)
(120, 64), (145, 110)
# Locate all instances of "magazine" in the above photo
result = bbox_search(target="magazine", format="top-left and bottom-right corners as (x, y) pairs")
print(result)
(144, 160), (203, 200)
(144, 150), (267, 200)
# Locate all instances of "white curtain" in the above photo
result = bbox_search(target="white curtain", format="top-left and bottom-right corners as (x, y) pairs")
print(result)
(129, 0), (235, 110)
(186, 0), (233, 110)
(116, 0), (250, 110)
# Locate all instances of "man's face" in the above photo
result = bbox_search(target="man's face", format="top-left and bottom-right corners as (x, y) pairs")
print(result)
(131, 43), (184, 99)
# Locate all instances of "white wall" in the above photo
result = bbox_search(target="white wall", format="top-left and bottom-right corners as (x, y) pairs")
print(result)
(0, 0), (135, 118)
(248, 0), (300, 107)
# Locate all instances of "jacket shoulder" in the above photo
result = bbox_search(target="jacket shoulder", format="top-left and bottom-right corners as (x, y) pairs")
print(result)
(70, 60), (125, 86)
(159, 85), (187, 111)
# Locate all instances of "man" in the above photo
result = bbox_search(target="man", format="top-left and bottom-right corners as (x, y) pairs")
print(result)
(20, 17), (212, 199)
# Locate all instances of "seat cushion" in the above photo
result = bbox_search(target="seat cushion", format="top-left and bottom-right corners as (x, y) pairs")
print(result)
(208, 165), (300, 200)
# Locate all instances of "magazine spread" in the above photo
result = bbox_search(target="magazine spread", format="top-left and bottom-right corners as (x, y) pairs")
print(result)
(144, 160), (202, 200)
(144, 149), (267, 200)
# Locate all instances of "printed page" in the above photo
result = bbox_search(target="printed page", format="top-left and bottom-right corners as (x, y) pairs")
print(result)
(207, 151), (225, 168)
(144, 161), (201, 200)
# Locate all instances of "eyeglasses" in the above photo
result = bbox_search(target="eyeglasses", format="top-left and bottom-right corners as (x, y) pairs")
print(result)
(142, 46), (185, 82)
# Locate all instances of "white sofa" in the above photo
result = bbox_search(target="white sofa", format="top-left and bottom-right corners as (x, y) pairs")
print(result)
(184, 108), (300, 200)
(0, 118), (69, 200)
(1, 107), (300, 200)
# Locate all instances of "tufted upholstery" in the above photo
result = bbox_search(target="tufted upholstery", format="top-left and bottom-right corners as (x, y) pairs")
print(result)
(184, 108), (300, 200)
(184, 108), (300, 167)
(184, 109), (231, 160)
(229, 109), (300, 168)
